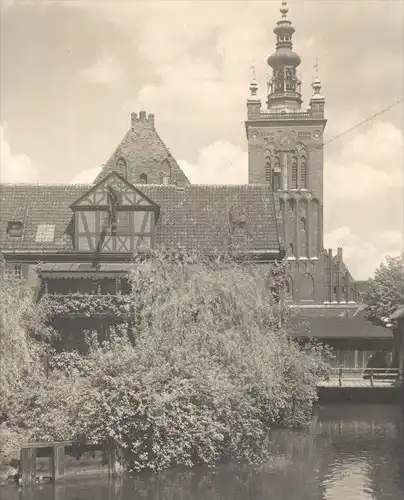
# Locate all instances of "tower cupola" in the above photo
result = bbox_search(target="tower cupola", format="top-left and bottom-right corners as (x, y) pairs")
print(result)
(266, 2), (302, 111)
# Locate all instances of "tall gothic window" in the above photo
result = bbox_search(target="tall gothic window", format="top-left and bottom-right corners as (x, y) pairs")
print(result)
(273, 172), (281, 191)
(264, 155), (271, 184)
(300, 156), (307, 188)
(296, 143), (308, 189)
(291, 153), (298, 189)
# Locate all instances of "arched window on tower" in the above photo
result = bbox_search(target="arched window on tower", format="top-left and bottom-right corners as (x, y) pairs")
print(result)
(300, 156), (307, 189)
(300, 216), (306, 231)
(289, 242), (294, 257)
(291, 153), (298, 189)
(273, 155), (281, 191)
(264, 155), (271, 184)
(140, 173), (148, 184)
(284, 276), (293, 300)
(300, 273), (315, 301)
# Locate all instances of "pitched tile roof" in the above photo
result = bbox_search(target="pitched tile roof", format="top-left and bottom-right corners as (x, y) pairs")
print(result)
(0, 184), (85, 251)
(93, 112), (190, 186)
(0, 182), (280, 254)
(141, 184), (280, 253)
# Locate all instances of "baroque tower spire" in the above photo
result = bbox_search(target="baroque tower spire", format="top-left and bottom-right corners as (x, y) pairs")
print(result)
(267, 2), (302, 111)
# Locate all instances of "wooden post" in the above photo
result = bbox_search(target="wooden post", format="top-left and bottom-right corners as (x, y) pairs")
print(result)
(20, 448), (36, 486)
(398, 320), (404, 383)
(50, 445), (65, 482)
(116, 277), (122, 295)
(107, 446), (117, 477)
(52, 485), (66, 500)
(338, 367), (342, 387)
(107, 444), (124, 477)
(370, 369), (374, 387)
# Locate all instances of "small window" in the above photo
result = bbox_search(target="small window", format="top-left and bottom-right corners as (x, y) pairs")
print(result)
(140, 173), (148, 184)
(7, 221), (23, 237)
(36, 224), (55, 242)
(5, 264), (23, 279)
(162, 174), (170, 185)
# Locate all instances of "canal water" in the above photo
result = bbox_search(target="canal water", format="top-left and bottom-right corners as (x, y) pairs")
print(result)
(2, 404), (403, 500)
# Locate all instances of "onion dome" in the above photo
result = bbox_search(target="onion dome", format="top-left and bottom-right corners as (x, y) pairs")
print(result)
(267, 2), (301, 69)
(267, 49), (301, 69)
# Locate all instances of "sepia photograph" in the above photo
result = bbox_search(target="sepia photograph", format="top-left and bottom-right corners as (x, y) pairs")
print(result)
(0, 0), (403, 498)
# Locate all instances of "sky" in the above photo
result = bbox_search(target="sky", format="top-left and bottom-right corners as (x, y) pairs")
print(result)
(0, 0), (403, 280)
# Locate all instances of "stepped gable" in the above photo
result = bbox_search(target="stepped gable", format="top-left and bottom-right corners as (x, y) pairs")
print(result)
(94, 111), (190, 186)
(0, 182), (280, 254)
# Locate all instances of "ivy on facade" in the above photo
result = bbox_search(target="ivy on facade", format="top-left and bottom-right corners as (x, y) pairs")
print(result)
(41, 293), (132, 318)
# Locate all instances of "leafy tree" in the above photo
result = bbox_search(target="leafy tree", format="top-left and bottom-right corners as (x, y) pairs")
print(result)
(0, 270), (57, 466)
(0, 274), (54, 415)
(2, 251), (332, 472)
(364, 254), (404, 321)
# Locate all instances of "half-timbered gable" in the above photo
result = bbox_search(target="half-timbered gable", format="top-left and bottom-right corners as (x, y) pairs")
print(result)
(70, 172), (159, 253)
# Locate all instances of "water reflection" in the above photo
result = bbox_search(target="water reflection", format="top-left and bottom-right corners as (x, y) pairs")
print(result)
(1, 404), (403, 500)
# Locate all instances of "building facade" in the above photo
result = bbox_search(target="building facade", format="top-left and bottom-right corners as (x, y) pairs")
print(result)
(0, 2), (394, 365)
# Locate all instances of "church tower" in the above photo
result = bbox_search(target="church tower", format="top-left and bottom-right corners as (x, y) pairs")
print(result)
(246, 2), (326, 262)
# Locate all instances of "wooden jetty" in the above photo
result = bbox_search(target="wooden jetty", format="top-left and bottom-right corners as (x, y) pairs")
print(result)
(19, 441), (121, 487)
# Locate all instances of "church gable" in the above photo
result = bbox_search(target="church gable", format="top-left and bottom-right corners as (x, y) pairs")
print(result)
(93, 111), (190, 187)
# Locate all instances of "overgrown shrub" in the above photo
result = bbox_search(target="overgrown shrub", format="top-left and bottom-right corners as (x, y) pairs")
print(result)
(1, 251), (332, 472)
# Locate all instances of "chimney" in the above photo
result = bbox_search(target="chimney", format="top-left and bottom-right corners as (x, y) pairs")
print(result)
(139, 111), (147, 120)
(337, 246), (343, 262)
(131, 112), (138, 126)
(147, 113), (155, 126)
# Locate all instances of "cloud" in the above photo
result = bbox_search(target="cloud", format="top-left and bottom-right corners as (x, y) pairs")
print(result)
(325, 121), (403, 202)
(69, 166), (100, 184)
(179, 141), (247, 184)
(325, 226), (403, 280)
(0, 124), (39, 183)
(79, 51), (125, 88)
(0, 0), (15, 13)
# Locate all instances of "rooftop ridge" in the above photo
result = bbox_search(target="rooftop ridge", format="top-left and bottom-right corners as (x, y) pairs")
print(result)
(0, 183), (90, 188)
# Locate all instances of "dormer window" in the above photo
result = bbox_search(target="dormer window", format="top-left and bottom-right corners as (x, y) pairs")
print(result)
(140, 173), (148, 184)
(162, 174), (170, 185)
(7, 221), (23, 237)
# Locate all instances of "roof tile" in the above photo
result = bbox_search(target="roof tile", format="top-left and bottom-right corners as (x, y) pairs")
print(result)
(0, 182), (280, 254)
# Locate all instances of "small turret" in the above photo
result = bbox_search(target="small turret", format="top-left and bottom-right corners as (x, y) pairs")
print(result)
(246, 65), (261, 119)
(310, 74), (325, 117)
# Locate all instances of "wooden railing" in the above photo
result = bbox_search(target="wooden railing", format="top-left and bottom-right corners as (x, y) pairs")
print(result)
(329, 367), (400, 387)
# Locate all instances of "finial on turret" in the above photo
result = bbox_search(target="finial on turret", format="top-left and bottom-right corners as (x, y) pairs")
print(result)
(280, 1), (288, 19)
(249, 64), (258, 97)
(312, 76), (322, 96)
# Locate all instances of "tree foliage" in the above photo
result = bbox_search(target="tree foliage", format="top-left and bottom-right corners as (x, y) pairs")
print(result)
(364, 254), (404, 320)
(1, 251), (332, 472)
(0, 275), (54, 414)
